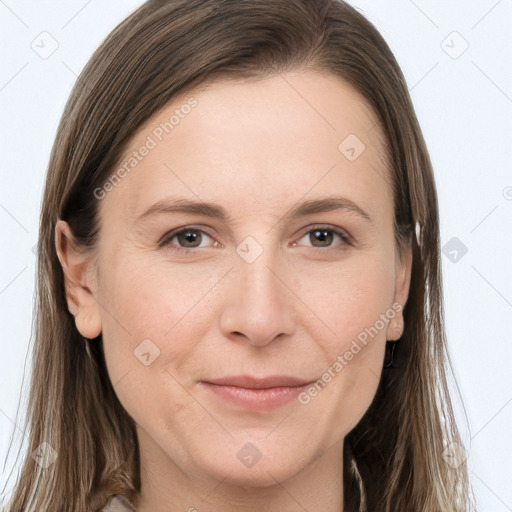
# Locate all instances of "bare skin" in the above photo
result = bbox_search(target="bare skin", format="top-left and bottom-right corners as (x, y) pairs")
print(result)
(56, 69), (412, 512)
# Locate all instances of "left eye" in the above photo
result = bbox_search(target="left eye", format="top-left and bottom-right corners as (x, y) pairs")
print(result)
(295, 227), (350, 249)
(159, 226), (350, 252)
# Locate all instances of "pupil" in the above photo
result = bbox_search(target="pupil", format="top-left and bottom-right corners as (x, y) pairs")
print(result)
(312, 229), (332, 246)
(179, 230), (200, 247)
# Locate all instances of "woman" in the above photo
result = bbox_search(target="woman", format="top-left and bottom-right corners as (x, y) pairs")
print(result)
(2, 0), (474, 510)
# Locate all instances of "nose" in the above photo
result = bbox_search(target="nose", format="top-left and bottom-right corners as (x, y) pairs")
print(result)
(219, 246), (296, 347)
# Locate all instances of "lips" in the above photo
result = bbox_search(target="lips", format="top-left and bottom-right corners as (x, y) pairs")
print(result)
(203, 375), (312, 389)
(199, 375), (314, 411)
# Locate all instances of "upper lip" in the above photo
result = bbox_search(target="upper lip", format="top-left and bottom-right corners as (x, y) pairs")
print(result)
(202, 375), (313, 389)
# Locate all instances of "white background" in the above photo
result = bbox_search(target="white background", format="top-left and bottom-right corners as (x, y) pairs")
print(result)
(1, 0), (511, 509)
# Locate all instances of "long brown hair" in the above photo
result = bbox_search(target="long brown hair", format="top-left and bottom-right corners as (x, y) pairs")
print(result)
(1, 1), (474, 510)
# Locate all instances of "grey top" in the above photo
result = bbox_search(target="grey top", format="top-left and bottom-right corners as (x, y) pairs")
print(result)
(99, 494), (136, 511)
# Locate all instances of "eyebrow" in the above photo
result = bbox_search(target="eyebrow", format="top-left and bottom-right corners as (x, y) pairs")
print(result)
(136, 195), (374, 225)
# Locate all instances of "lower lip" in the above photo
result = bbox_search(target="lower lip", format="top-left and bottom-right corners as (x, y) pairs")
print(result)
(200, 382), (311, 411)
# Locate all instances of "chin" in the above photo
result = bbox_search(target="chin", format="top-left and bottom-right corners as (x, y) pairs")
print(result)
(189, 440), (310, 488)
(205, 459), (302, 489)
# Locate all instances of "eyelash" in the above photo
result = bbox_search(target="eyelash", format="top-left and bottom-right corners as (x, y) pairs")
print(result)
(158, 225), (352, 254)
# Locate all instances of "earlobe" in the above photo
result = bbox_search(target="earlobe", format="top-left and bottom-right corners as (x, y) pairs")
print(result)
(75, 307), (103, 340)
(386, 316), (404, 341)
(55, 220), (102, 337)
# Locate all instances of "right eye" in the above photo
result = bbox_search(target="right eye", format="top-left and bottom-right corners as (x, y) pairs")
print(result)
(159, 227), (222, 253)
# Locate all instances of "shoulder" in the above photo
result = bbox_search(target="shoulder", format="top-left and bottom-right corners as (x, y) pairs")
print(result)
(99, 494), (136, 512)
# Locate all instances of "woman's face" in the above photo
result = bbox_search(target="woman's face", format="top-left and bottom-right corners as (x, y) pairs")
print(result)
(60, 70), (412, 493)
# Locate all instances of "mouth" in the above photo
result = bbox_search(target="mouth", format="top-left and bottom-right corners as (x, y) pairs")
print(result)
(199, 375), (314, 411)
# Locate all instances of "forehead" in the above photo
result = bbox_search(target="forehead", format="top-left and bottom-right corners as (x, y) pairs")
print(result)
(101, 69), (392, 224)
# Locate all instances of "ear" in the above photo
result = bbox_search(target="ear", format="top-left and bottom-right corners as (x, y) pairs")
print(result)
(55, 220), (102, 340)
(386, 235), (413, 341)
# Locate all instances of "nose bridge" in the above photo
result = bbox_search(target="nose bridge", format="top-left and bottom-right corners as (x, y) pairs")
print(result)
(235, 231), (282, 290)
(240, 245), (280, 307)
(238, 238), (286, 318)
(219, 234), (296, 346)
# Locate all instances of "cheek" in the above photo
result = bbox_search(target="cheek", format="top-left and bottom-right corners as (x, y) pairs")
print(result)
(98, 256), (229, 382)
(97, 260), (208, 432)
(306, 253), (396, 351)
(300, 261), (393, 430)
(106, 262), (215, 331)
